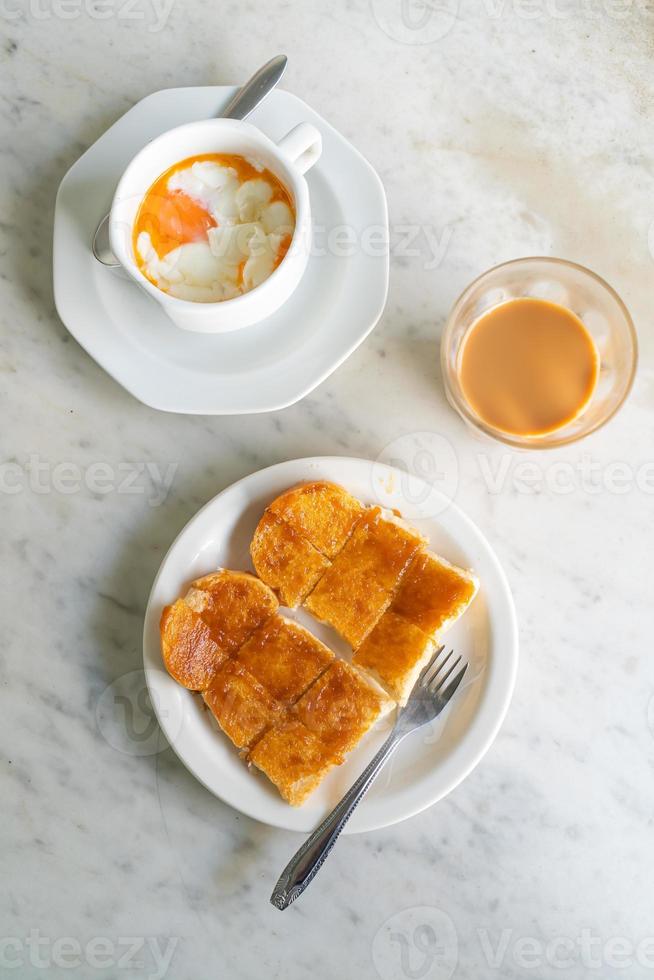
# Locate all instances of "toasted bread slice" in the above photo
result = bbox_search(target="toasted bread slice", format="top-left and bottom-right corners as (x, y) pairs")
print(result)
(250, 510), (331, 607)
(354, 611), (436, 704)
(294, 660), (394, 757)
(391, 550), (479, 638)
(203, 660), (286, 750)
(185, 569), (278, 653)
(160, 599), (228, 690)
(304, 508), (424, 648)
(248, 719), (340, 806)
(268, 481), (364, 558)
(236, 615), (334, 705)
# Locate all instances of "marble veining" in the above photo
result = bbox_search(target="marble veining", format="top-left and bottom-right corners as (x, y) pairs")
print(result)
(1, 2), (654, 978)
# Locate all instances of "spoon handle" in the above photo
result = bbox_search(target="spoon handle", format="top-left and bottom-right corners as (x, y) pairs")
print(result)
(221, 55), (287, 121)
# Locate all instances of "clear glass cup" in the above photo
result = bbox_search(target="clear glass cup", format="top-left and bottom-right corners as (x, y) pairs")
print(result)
(441, 257), (638, 449)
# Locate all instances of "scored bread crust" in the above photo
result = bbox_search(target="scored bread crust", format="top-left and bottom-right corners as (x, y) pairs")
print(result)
(159, 569), (278, 690)
(250, 509), (331, 607)
(184, 569), (278, 651)
(203, 660), (286, 750)
(235, 615), (334, 706)
(267, 481), (364, 558)
(248, 719), (341, 806)
(293, 659), (393, 757)
(304, 507), (424, 648)
(352, 551), (478, 704)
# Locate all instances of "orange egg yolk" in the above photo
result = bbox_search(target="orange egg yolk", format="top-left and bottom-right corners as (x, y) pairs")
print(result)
(132, 153), (294, 266)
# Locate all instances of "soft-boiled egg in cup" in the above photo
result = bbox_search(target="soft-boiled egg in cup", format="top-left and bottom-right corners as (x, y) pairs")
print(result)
(134, 154), (295, 303)
(109, 119), (322, 333)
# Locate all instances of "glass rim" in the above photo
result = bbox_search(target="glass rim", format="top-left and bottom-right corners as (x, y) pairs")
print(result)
(440, 256), (639, 450)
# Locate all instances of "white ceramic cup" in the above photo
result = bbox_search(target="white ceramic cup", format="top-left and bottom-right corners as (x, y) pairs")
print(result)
(109, 118), (322, 333)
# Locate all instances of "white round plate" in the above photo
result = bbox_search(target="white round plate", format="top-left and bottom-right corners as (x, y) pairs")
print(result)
(143, 457), (518, 833)
(53, 87), (388, 414)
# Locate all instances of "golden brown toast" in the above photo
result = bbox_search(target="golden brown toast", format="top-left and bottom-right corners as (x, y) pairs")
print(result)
(185, 569), (278, 652)
(203, 660), (285, 750)
(160, 569), (277, 691)
(294, 660), (393, 757)
(390, 550), (479, 637)
(160, 599), (228, 690)
(304, 508), (424, 648)
(236, 615), (334, 706)
(160, 484), (480, 807)
(250, 509), (331, 607)
(353, 611), (436, 705)
(268, 481), (363, 558)
(248, 719), (341, 806)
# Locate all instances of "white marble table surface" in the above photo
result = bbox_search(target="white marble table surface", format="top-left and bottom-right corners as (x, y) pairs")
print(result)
(2, 2), (653, 978)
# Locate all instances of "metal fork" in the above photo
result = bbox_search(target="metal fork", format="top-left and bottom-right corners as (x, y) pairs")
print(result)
(270, 647), (468, 910)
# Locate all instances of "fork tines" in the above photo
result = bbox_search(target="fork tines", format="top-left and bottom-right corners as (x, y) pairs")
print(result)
(421, 646), (468, 699)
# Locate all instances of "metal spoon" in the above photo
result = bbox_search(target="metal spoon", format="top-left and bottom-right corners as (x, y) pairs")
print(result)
(92, 55), (288, 267)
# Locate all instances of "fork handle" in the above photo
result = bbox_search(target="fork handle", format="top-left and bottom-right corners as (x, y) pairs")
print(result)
(270, 731), (402, 910)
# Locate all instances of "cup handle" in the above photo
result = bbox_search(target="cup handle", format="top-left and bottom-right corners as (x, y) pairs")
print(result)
(275, 123), (322, 175)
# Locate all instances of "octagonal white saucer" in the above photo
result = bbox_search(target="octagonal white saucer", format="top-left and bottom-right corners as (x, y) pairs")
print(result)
(53, 87), (388, 414)
(143, 457), (518, 834)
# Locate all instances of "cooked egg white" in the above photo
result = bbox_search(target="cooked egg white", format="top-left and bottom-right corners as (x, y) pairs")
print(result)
(137, 159), (295, 303)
